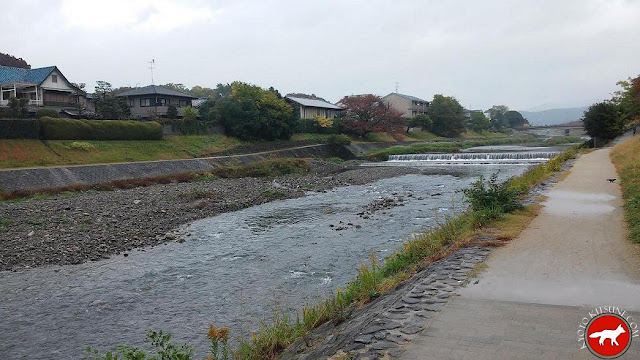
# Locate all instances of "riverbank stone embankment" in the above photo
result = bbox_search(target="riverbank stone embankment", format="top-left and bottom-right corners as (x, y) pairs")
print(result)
(0, 162), (420, 271)
(0, 143), (355, 192)
(280, 246), (491, 360)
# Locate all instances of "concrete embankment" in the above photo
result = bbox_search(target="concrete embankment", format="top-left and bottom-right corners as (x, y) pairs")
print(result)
(0, 143), (354, 191)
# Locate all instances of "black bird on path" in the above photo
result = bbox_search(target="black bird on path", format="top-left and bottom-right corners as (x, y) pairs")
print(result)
(607, 178), (617, 183)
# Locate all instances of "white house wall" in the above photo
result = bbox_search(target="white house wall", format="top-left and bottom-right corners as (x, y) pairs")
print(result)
(40, 70), (74, 92)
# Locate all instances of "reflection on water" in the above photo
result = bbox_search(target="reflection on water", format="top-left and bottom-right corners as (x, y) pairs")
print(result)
(0, 165), (531, 359)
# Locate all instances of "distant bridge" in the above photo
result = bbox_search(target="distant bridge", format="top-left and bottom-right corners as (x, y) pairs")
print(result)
(524, 124), (586, 137)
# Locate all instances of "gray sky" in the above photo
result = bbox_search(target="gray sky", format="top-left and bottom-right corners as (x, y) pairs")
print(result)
(4, 0), (639, 110)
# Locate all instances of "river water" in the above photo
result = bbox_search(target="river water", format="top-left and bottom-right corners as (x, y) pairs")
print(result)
(0, 156), (540, 359)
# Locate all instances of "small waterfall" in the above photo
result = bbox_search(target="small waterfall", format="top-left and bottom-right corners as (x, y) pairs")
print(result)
(388, 152), (559, 164)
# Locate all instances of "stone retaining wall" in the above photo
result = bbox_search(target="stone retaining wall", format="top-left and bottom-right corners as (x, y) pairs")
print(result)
(0, 144), (344, 191)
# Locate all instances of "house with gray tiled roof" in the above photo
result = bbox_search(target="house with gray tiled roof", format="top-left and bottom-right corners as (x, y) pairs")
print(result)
(382, 92), (429, 118)
(117, 85), (197, 119)
(0, 65), (90, 115)
(284, 95), (343, 119)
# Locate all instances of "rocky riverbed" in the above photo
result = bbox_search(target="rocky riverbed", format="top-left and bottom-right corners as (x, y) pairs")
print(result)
(0, 161), (422, 271)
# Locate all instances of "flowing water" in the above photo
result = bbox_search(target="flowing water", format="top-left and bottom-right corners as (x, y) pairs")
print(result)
(0, 154), (543, 359)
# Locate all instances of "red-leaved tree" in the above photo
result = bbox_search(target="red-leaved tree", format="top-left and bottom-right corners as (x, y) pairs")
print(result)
(338, 94), (407, 137)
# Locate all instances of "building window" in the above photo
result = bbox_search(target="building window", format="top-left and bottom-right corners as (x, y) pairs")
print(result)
(157, 98), (167, 106)
(129, 99), (135, 107)
(52, 75), (58, 83)
(140, 98), (152, 107)
(178, 99), (188, 107)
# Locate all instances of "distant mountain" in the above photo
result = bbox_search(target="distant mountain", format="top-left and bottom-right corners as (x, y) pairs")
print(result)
(519, 106), (589, 126)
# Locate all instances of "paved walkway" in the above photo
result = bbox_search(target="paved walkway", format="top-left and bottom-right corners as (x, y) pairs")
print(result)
(399, 148), (640, 359)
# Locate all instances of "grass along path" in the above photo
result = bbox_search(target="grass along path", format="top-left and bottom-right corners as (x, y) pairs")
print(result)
(611, 135), (640, 243)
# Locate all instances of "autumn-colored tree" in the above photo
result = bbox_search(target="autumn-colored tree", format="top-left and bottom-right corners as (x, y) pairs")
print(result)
(338, 94), (406, 137)
(0, 53), (30, 68)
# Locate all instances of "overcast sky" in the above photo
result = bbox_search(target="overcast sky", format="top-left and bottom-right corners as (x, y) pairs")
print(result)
(4, 0), (639, 110)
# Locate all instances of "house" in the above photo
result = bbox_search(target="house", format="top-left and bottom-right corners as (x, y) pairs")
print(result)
(116, 85), (197, 119)
(382, 92), (429, 118)
(285, 95), (343, 119)
(0, 65), (92, 115)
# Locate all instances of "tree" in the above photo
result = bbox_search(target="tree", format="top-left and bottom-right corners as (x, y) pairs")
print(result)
(0, 52), (30, 68)
(218, 82), (295, 140)
(485, 105), (510, 130)
(613, 75), (640, 123)
(427, 94), (466, 137)
(407, 114), (432, 133)
(504, 110), (528, 128)
(94, 81), (131, 119)
(485, 105), (509, 120)
(339, 94), (407, 137)
(470, 112), (491, 132)
(183, 106), (198, 121)
(71, 83), (86, 118)
(582, 101), (623, 142)
(166, 104), (178, 120)
(160, 83), (191, 94)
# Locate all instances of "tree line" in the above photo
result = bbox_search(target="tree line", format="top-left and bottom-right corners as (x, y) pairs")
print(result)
(582, 75), (640, 142)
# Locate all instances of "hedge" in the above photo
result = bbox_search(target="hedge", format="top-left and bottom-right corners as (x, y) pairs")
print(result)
(40, 117), (162, 140)
(0, 119), (40, 139)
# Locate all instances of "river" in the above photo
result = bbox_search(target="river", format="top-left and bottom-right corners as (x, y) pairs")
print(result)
(0, 152), (546, 359)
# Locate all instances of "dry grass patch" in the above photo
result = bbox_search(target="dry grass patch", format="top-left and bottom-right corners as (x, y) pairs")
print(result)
(486, 204), (542, 241)
(611, 136), (640, 243)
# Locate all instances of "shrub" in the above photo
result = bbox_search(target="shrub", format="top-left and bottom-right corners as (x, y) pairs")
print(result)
(68, 141), (96, 151)
(40, 117), (162, 140)
(170, 119), (209, 135)
(0, 119), (40, 139)
(35, 108), (60, 119)
(327, 134), (351, 146)
(462, 173), (522, 213)
(183, 106), (199, 121)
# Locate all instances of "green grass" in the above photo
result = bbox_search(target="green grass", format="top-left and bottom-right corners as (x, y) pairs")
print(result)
(261, 190), (287, 199)
(0, 218), (13, 232)
(365, 136), (538, 160)
(541, 136), (584, 146)
(403, 130), (443, 141)
(611, 136), (640, 243)
(0, 135), (249, 169)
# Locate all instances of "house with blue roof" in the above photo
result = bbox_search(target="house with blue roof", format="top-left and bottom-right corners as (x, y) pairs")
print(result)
(0, 65), (91, 115)
(382, 92), (429, 118)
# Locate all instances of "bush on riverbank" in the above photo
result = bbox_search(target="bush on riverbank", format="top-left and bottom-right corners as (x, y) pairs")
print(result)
(611, 136), (640, 243)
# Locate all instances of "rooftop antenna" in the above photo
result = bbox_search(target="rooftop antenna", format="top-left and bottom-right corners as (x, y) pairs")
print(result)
(148, 59), (155, 85)
(395, 82), (399, 93)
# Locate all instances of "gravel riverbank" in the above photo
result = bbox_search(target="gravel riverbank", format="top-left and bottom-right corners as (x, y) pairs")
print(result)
(0, 161), (420, 271)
